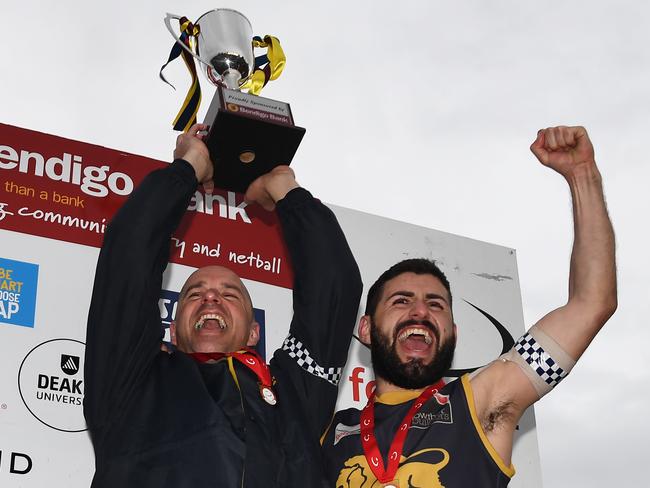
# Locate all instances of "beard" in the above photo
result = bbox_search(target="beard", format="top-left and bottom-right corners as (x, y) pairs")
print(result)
(369, 317), (456, 390)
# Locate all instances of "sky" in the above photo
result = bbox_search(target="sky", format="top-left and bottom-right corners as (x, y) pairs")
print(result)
(2, 1), (649, 486)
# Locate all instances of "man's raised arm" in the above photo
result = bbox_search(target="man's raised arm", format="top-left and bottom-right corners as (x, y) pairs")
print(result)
(528, 126), (617, 358)
(84, 125), (213, 431)
(468, 126), (617, 468)
(476, 126), (617, 417)
(246, 165), (363, 435)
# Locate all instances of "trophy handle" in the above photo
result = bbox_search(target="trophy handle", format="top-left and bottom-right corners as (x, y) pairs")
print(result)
(164, 13), (209, 68)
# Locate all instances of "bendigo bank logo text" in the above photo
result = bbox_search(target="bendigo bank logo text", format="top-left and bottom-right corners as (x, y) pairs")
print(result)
(0, 143), (133, 198)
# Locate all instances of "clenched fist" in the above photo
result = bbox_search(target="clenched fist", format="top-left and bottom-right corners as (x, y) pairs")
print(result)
(530, 126), (596, 179)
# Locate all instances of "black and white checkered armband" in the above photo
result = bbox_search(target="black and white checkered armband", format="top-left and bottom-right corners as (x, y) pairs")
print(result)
(282, 334), (342, 386)
(501, 325), (576, 398)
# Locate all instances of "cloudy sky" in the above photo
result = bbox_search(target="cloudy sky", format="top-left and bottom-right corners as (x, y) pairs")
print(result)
(2, 1), (648, 486)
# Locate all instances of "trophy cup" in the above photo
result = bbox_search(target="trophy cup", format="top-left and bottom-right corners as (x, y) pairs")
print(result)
(163, 9), (305, 194)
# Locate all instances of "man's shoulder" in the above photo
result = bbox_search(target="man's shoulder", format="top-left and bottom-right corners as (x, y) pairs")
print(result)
(325, 407), (363, 447)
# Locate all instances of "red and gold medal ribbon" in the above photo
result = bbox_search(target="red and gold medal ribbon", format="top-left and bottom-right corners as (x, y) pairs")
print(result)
(241, 35), (286, 95)
(229, 348), (274, 389)
(190, 348), (276, 401)
(159, 16), (202, 132)
(360, 384), (442, 484)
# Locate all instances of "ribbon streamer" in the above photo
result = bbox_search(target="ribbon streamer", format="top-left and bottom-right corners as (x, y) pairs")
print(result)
(159, 17), (202, 132)
(241, 36), (286, 95)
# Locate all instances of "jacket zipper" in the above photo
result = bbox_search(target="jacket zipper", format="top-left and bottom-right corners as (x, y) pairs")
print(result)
(226, 357), (247, 488)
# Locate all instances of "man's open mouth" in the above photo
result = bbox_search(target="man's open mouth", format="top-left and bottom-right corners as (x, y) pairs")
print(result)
(398, 327), (433, 345)
(395, 321), (438, 354)
(194, 313), (227, 330)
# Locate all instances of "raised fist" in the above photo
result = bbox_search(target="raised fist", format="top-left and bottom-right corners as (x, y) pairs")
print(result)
(530, 126), (596, 178)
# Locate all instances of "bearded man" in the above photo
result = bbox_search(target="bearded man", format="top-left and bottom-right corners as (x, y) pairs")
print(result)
(321, 125), (617, 487)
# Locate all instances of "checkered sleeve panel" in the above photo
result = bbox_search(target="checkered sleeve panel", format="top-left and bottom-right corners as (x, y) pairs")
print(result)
(282, 334), (342, 386)
(515, 333), (568, 387)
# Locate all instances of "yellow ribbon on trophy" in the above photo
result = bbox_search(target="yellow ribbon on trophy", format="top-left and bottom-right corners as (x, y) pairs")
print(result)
(241, 36), (286, 96)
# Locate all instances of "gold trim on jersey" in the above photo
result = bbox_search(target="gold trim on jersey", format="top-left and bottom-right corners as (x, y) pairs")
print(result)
(461, 374), (516, 478)
(375, 389), (424, 405)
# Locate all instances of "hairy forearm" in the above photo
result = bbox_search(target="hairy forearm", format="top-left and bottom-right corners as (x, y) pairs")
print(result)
(566, 163), (617, 320)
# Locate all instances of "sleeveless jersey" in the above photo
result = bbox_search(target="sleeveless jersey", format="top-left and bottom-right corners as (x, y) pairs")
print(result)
(321, 375), (514, 487)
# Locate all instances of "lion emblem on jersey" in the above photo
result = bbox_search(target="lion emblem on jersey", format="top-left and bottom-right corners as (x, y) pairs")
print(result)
(336, 448), (450, 488)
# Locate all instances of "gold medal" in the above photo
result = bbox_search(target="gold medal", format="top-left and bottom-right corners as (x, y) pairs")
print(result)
(260, 384), (277, 405)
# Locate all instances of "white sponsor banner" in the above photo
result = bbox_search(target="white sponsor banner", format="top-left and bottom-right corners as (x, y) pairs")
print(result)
(0, 126), (541, 487)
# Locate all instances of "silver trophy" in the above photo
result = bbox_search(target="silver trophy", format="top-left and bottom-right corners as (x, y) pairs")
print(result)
(164, 9), (305, 193)
(164, 9), (254, 90)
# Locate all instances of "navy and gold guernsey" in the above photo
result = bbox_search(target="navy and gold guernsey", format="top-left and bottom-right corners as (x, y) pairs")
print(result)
(321, 375), (514, 488)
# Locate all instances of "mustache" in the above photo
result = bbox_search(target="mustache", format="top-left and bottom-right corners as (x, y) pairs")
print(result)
(197, 303), (225, 314)
(394, 319), (439, 343)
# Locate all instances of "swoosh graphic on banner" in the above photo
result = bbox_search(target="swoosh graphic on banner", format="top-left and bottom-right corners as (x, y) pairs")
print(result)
(446, 300), (514, 377)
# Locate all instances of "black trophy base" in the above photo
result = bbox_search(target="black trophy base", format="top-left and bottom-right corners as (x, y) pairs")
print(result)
(204, 110), (306, 194)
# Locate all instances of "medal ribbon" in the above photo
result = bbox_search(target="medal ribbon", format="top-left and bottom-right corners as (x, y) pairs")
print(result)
(241, 35), (286, 95)
(190, 348), (274, 389)
(360, 385), (440, 484)
(159, 16), (202, 132)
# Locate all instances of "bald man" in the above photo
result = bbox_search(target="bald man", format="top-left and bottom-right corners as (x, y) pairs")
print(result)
(84, 124), (362, 488)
